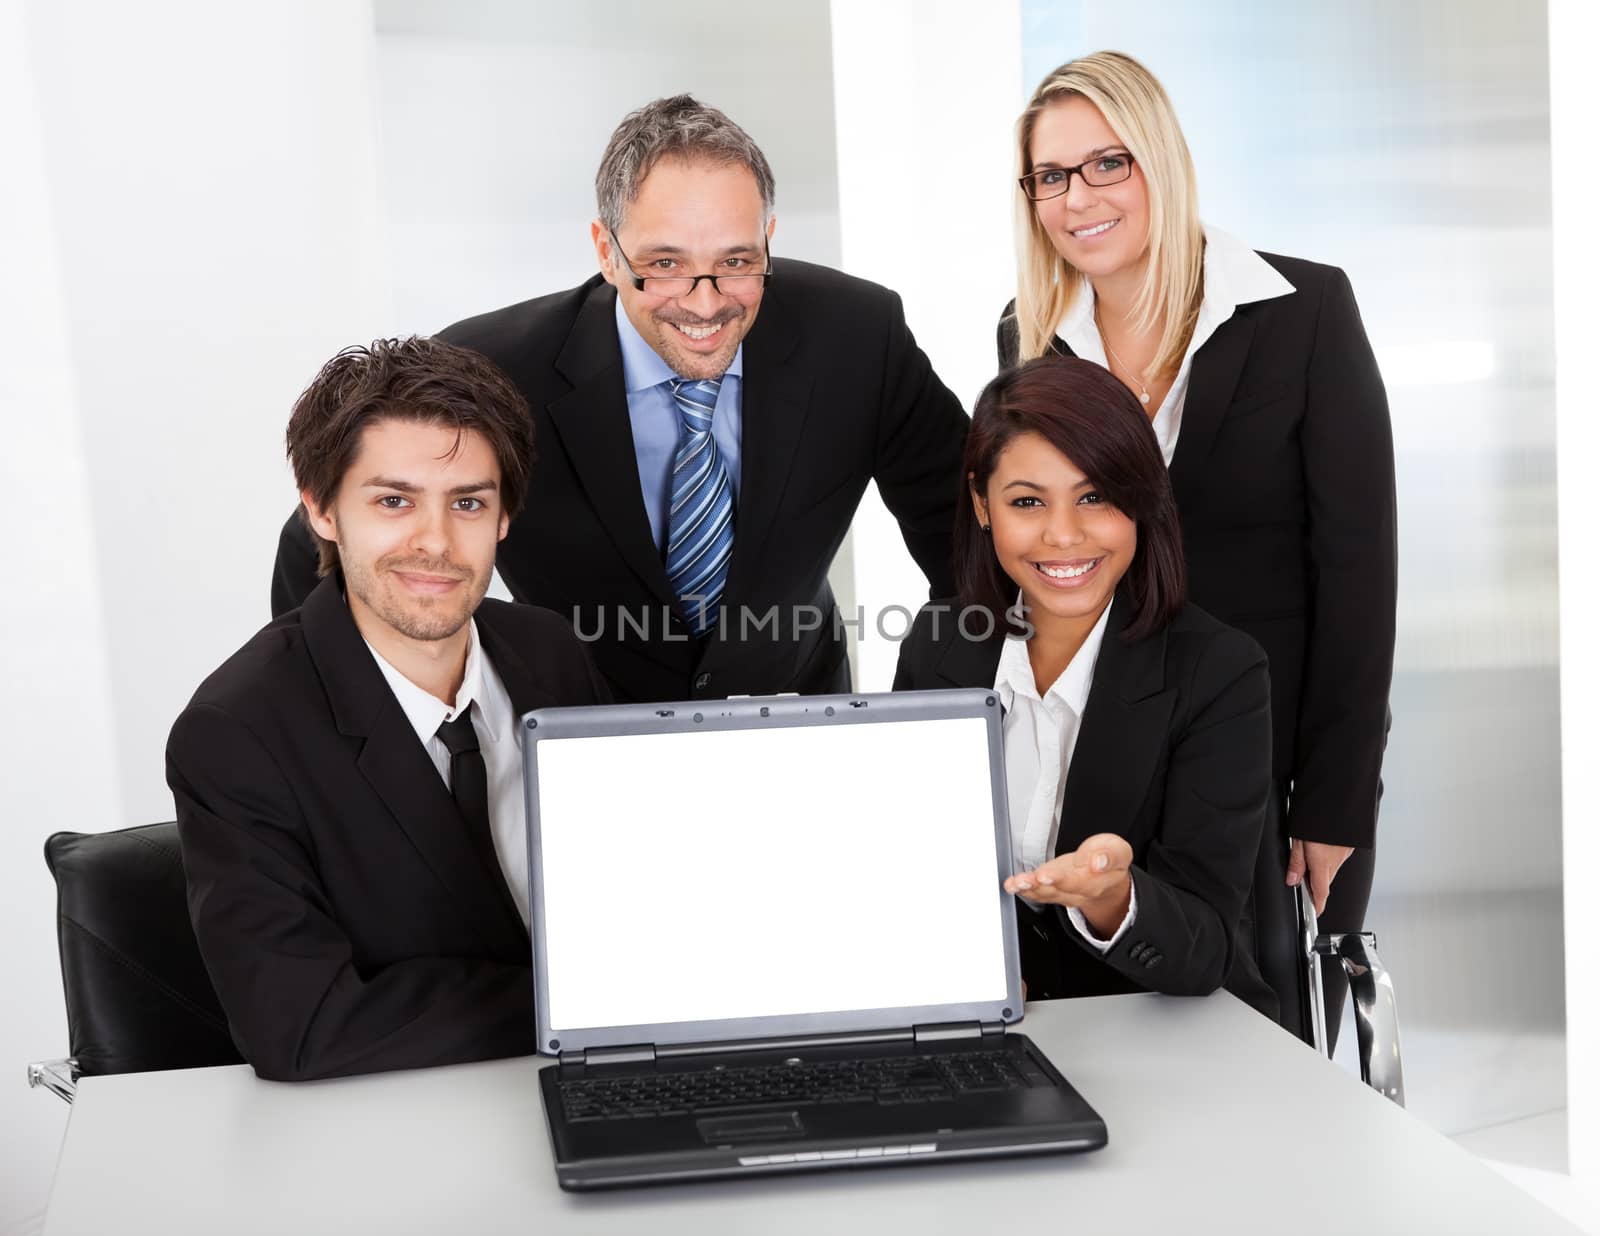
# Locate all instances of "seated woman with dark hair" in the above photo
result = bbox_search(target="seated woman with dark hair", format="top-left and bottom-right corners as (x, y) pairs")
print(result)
(894, 356), (1275, 1015)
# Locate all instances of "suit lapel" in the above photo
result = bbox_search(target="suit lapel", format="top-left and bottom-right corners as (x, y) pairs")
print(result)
(922, 596), (1174, 855)
(1055, 599), (1175, 855)
(720, 269), (814, 609)
(475, 605), (565, 718)
(931, 617), (1006, 689)
(1054, 316), (1254, 515)
(548, 280), (678, 611)
(1167, 311), (1254, 510)
(302, 579), (525, 949)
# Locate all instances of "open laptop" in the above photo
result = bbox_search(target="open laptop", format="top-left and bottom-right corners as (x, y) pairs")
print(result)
(521, 688), (1107, 1190)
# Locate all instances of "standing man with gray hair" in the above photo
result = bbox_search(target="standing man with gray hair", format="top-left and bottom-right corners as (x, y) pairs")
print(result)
(272, 95), (969, 703)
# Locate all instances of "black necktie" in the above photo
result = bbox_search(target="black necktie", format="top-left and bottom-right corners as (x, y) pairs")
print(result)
(434, 709), (503, 891)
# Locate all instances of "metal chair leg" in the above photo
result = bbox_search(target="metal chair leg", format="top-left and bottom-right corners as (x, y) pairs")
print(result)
(1300, 884), (1330, 1055)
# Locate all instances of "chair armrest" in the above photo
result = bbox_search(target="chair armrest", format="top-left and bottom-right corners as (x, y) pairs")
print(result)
(27, 1057), (77, 1103)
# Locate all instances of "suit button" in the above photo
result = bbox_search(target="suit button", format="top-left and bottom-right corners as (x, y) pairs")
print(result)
(1144, 953), (1162, 968)
(694, 673), (712, 691)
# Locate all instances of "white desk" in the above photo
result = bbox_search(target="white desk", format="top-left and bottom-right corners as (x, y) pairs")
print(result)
(44, 993), (1580, 1235)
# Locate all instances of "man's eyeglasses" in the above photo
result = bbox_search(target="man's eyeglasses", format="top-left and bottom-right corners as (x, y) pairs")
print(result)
(609, 232), (773, 299)
(1018, 152), (1136, 202)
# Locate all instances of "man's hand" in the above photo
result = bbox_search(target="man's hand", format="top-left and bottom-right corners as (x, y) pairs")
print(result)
(1004, 833), (1134, 938)
(1286, 839), (1354, 916)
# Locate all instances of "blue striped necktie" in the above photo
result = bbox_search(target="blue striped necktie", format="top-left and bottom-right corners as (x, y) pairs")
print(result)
(664, 377), (734, 636)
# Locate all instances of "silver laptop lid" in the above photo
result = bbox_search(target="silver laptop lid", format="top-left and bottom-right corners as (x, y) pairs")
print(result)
(522, 689), (1021, 1056)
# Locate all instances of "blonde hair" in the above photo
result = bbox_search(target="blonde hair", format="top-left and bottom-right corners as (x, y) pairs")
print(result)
(1010, 51), (1204, 381)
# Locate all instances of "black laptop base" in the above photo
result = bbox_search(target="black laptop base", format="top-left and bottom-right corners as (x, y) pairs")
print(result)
(540, 1033), (1107, 1191)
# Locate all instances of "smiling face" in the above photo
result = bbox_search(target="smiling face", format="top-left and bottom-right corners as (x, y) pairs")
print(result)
(302, 418), (508, 648)
(593, 156), (774, 381)
(1027, 94), (1151, 288)
(974, 430), (1136, 635)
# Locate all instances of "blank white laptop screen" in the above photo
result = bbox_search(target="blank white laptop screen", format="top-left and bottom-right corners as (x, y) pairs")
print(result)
(534, 716), (1009, 1033)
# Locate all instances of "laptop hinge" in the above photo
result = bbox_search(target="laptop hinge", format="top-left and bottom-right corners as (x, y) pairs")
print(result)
(913, 1021), (1005, 1043)
(655, 1028), (911, 1059)
(565, 1043), (657, 1066)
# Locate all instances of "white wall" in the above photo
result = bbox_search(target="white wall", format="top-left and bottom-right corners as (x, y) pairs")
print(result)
(373, 0), (843, 331)
(830, 0), (1024, 687)
(0, 0), (116, 1214)
(1552, 0), (1600, 1196)
(1, 1), (392, 1225)
(25, 1), (394, 824)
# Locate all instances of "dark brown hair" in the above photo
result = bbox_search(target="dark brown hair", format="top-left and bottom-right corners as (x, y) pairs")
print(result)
(286, 337), (534, 577)
(956, 355), (1186, 642)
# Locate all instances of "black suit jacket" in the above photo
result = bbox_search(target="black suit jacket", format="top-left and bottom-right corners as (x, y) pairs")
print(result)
(894, 595), (1276, 1017)
(274, 260), (970, 703)
(999, 254), (1396, 848)
(166, 578), (610, 1081)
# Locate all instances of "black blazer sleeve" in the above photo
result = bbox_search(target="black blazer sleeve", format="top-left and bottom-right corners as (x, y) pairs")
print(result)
(1287, 269), (1395, 848)
(870, 294), (971, 598)
(168, 707), (537, 1082)
(1074, 629), (1270, 996)
(270, 509), (321, 618)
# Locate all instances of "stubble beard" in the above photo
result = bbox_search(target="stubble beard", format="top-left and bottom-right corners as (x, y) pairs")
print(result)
(344, 552), (485, 643)
(653, 307), (746, 381)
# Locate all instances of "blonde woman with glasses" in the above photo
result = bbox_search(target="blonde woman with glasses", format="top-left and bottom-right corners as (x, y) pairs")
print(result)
(999, 51), (1395, 1042)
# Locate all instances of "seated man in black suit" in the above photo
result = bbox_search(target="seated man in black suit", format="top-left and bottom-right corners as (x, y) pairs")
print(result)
(272, 94), (971, 703)
(168, 338), (608, 1081)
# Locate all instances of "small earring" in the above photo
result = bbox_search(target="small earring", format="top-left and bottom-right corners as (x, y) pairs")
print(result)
(980, 523), (991, 534)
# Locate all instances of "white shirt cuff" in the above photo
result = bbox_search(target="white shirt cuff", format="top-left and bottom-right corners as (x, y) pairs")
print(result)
(1065, 877), (1138, 953)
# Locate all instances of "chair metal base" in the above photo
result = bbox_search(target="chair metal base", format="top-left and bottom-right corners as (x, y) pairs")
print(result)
(1300, 886), (1405, 1106)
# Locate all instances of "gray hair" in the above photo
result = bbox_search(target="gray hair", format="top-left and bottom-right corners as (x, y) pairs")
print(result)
(595, 94), (776, 234)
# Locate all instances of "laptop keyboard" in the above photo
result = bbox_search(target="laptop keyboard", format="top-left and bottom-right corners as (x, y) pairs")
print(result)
(558, 1049), (1047, 1121)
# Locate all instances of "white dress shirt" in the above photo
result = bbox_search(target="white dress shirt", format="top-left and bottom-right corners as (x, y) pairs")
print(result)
(993, 603), (1134, 951)
(1055, 224), (1296, 465)
(365, 622), (531, 928)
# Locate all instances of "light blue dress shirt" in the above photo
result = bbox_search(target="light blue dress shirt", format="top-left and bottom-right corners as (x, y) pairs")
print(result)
(614, 295), (744, 552)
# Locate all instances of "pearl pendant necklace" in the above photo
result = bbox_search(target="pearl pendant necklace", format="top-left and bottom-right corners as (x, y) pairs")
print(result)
(1096, 306), (1152, 405)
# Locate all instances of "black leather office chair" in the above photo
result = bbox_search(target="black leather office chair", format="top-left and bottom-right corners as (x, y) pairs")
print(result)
(1250, 826), (1405, 1105)
(27, 822), (242, 1102)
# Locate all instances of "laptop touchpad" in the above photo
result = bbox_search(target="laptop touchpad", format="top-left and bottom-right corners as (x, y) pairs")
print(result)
(697, 1112), (805, 1143)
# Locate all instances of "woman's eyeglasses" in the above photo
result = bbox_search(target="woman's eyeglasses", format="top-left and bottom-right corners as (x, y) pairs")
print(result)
(1019, 152), (1135, 202)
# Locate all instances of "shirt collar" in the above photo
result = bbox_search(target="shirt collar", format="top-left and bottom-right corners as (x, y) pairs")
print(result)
(993, 599), (1113, 714)
(614, 292), (744, 393)
(472, 647), (513, 748)
(1057, 222), (1295, 360)
(1192, 223), (1295, 338)
(365, 619), (487, 748)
